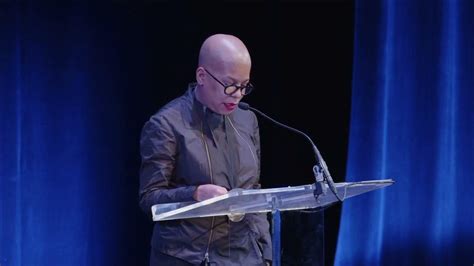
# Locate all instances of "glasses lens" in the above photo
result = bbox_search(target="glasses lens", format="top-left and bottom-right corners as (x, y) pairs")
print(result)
(224, 84), (254, 95)
(224, 85), (238, 95)
(243, 84), (253, 95)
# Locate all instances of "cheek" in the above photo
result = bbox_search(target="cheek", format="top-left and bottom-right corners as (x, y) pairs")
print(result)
(211, 86), (225, 103)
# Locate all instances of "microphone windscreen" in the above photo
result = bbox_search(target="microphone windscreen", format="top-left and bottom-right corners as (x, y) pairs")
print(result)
(238, 102), (250, 110)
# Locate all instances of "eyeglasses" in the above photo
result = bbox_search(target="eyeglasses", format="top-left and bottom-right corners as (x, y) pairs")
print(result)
(204, 68), (254, 96)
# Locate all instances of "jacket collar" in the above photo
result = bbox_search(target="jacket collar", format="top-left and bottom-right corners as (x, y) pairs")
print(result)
(182, 83), (236, 129)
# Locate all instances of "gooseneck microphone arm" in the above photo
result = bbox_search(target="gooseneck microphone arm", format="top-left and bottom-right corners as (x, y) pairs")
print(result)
(238, 102), (343, 202)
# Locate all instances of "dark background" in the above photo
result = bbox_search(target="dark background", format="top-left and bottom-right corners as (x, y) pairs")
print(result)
(0, 1), (353, 265)
(123, 1), (354, 265)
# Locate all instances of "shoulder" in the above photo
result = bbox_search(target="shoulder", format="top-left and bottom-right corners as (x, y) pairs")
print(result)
(147, 91), (192, 129)
(140, 94), (192, 141)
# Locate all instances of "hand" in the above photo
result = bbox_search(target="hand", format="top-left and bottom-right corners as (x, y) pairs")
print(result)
(193, 184), (228, 201)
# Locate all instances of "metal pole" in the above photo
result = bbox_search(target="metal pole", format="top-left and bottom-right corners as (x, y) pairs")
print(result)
(272, 209), (281, 266)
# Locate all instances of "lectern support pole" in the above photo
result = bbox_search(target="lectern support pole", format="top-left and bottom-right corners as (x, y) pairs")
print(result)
(272, 209), (281, 266)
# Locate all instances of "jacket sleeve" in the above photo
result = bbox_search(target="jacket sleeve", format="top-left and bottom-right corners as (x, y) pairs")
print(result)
(138, 115), (197, 213)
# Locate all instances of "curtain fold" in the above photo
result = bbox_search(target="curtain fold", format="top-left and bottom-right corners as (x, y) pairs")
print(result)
(335, 1), (474, 265)
(0, 3), (140, 265)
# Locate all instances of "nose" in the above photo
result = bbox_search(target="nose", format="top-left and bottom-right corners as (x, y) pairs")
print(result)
(231, 88), (244, 99)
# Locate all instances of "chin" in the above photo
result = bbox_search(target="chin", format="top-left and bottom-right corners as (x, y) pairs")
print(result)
(213, 106), (231, 115)
(222, 107), (236, 115)
(218, 110), (232, 115)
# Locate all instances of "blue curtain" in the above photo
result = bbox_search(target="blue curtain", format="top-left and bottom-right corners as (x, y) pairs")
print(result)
(0, 3), (142, 265)
(336, 0), (474, 265)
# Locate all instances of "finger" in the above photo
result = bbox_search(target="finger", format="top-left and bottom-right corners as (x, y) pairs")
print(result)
(217, 187), (228, 195)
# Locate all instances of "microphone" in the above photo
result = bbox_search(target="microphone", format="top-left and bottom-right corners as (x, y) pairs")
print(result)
(238, 102), (343, 202)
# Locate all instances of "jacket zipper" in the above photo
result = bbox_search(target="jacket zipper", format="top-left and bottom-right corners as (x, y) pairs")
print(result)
(226, 117), (258, 169)
(200, 121), (215, 265)
(226, 118), (265, 262)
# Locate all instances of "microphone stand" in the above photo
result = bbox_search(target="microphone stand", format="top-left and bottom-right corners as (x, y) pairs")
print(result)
(238, 102), (343, 201)
(238, 102), (343, 266)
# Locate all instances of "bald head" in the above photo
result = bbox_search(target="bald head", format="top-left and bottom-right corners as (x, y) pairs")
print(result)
(195, 34), (252, 115)
(198, 34), (251, 71)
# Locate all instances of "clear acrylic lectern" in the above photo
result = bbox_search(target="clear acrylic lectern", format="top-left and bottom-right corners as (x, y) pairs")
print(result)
(151, 179), (394, 265)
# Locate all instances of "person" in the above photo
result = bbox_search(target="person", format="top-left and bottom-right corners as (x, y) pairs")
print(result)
(139, 34), (272, 265)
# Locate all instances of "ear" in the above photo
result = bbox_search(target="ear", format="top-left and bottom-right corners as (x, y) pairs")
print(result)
(196, 67), (206, 86)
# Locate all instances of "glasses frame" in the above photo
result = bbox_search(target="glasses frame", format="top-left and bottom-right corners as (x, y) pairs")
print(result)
(203, 68), (254, 96)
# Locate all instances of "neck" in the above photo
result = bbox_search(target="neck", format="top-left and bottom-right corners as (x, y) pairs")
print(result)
(194, 84), (208, 108)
